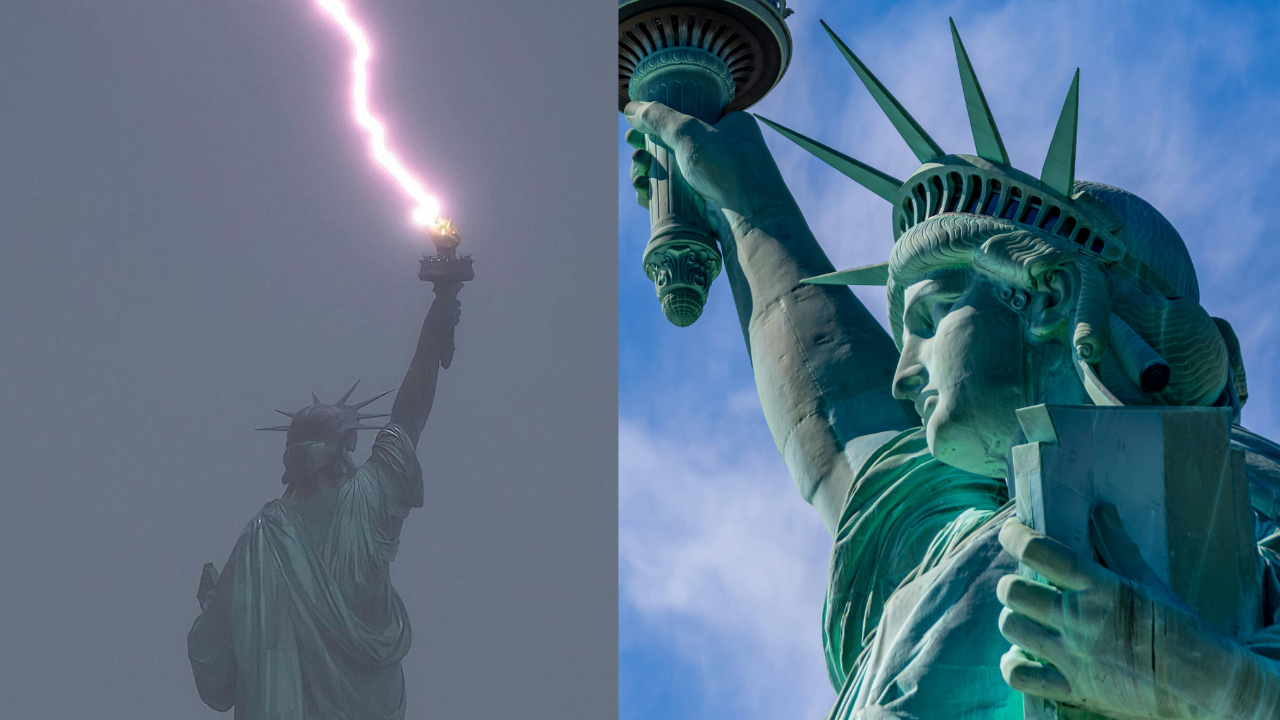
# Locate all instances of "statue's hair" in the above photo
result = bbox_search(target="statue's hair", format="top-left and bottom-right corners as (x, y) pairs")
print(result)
(886, 205), (1232, 408)
(281, 441), (357, 488)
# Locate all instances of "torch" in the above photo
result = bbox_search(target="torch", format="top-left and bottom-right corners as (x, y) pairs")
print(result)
(419, 218), (472, 369)
(619, 0), (794, 327)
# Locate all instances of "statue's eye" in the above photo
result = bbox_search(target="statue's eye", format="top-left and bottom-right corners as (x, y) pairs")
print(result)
(906, 294), (958, 339)
(930, 299), (956, 327)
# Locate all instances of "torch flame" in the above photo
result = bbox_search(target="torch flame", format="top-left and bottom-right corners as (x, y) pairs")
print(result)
(315, 0), (442, 229)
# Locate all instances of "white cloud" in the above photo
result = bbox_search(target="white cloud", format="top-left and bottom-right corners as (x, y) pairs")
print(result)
(619, 414), (835, 719)
(621, 1), (1280, 716)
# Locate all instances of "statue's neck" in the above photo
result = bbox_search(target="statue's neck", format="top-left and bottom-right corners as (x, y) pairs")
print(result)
(283, 477), (345, 544)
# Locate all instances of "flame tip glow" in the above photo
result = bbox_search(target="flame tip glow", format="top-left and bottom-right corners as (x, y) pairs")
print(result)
(315, 0), (442, 231)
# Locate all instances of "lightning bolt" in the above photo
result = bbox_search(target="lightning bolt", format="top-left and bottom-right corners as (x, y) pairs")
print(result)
(315, 0), (442, 230)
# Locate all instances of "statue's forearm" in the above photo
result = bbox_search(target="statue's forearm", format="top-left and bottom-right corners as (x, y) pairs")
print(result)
(389, 288), (457, 445)
(717, 202), (914, 522)
(1190, 636), (1280, 720)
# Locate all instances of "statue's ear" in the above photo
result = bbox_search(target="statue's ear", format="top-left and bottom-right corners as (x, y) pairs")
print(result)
(1028, 267), (1077, 340)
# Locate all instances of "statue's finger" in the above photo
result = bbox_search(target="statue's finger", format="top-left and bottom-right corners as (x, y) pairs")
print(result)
(997, 575), (1063, 629)
(632, 173), (648, 191)
(624, 128), (646, 150)
(631, 147), (651, 175)
(999, 518), (1098, 591)
(998, 607), (1072, 668)
(1000, 647), (1075, 702)
(636, 187), (650, 210)
(623, 101), (710, 150)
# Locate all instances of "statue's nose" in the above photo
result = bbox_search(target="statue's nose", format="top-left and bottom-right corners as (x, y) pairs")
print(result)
(893, 364), (928, 401)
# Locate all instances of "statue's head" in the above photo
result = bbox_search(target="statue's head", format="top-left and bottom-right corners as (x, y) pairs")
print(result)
(763, 21), (1247, 478)
(256, 382), (391, 489)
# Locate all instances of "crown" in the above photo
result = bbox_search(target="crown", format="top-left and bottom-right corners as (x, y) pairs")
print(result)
(756, 19), (1178, 299)
(255, 380), (392, 437)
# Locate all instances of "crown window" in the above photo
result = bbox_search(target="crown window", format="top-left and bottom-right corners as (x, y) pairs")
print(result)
(1039, 206), (1061, 232)
(964, 175), (983, 213)
(1057, 216), (1077, 238)
(945, 173), (963, 213)
(980, 180), (1000, 215)
(1002, 187), (1022, 220)
(1021, 196), (1042, 226)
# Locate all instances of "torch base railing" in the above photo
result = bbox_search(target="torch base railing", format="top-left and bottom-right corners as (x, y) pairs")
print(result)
(419, 253), (475, 286)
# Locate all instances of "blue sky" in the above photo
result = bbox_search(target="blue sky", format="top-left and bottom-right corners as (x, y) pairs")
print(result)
(619, 1), (1280, 719)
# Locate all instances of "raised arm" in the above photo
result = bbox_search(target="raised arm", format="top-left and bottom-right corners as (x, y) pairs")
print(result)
(389, 282), (461, 446)
(626, 102), (916, 532)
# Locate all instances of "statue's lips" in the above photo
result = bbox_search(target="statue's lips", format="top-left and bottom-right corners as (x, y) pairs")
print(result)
(916, 392), (939, 423)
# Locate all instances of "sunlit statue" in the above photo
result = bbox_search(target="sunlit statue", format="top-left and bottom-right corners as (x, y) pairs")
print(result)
(624, 19), (1280, 720)
(187, 224), (469, 720)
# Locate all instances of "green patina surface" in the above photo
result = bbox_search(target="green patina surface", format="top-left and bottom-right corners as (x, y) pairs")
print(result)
(624, 11), (1280, 720)
(188, 249), (466, 719)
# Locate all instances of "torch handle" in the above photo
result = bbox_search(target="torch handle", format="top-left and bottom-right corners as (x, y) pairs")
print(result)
(644, 134), (719, 246)
(631, 51), (732, 327)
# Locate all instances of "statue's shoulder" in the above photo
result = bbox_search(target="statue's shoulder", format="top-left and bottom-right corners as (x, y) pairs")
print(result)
(232, 499), (290, 540)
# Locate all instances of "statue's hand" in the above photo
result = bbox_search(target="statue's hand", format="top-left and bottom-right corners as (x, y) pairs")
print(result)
(996, 510), (1276, 720)
(623, 101), (792, 224)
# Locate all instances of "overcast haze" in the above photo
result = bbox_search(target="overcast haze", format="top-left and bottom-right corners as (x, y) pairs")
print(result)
(0, 1), (616, 717)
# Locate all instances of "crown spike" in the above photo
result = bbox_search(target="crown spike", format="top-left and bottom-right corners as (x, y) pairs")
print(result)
(821, 20), (944, 163)
(311, 391), (322, 405)
(1041, 69), (1080, 195)
(337, 379), (361, 406)
(756, 114), (903, 202)
(351, 388), (394, 410)
(355, 412), (391, 421)
(255, 425), (291, 432)
(275, 409), (296, 419)
(950, 19), (1009, 165)
(802, 262), (890, 287)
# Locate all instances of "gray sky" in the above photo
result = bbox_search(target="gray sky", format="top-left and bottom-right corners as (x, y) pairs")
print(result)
(0, 1), (616, 717)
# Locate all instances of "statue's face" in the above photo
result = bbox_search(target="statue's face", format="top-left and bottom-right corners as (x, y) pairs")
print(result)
(892, 268), (1030, 478)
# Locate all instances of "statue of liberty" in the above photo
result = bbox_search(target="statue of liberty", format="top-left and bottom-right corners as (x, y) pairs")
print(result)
(624, 19), (1280, 720)
(186, 226), (468, 720)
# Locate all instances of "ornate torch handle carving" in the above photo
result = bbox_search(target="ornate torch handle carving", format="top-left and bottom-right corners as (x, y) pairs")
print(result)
(630, 48), (734, 327)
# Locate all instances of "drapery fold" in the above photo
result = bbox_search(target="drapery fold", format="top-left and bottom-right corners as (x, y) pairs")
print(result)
(189, 425), (422, 720)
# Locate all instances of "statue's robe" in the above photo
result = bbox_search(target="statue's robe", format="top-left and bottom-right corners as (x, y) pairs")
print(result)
(188, 425), (423, 720)
(825, 426), (1280, 720)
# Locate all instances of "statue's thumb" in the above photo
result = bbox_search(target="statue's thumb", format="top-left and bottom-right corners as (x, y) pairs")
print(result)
(623, 101), (702, 149)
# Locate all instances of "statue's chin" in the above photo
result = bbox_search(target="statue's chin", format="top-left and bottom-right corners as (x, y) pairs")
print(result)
(926, 416), (1011, 479)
